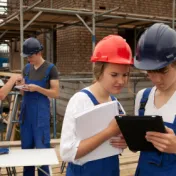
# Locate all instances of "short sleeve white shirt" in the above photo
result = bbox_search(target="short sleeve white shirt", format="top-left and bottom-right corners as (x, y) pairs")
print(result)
(135, 86), (176, 124)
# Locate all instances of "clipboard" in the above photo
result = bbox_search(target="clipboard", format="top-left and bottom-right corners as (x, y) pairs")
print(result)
(75, 101), (122, 164)
(115, 115), (166, 151)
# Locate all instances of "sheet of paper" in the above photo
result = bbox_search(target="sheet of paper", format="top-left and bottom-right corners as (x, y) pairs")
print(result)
(75, 101), (122, 164)
(0, 79), (4, 86)
(0, 148), (59, 167)
(14, 85), (28, 91)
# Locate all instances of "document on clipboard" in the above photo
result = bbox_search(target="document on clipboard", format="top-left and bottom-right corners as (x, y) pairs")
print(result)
(75, 101), (122, 164)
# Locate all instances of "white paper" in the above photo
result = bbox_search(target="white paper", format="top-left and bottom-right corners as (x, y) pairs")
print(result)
(0, 148), (59, 167)
(14, 85), (28, 91)
(0, 79), (4, 86)
(75, 101), (122, 164)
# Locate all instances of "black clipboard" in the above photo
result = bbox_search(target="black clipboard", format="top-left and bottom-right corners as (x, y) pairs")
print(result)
(115, 115), (166, 151)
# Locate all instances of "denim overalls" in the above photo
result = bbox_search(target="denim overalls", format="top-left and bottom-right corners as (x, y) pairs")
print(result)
(66, 89), (122, 176)
(20, 63), (54, 176)
(135, 88), (176, 176)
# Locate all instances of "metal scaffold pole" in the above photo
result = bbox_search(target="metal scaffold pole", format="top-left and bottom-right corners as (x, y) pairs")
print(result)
(92, 0), (96, 52)
(20, 0), (24, 71)
(173, 0), (175, 29)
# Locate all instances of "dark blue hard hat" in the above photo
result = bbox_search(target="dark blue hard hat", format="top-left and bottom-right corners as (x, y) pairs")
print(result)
(23, 37), (43, 57)
(134, 23), (176, 70)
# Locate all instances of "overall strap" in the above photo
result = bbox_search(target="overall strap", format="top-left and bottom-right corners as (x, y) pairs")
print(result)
(138, 88), (152, 116)
(24, 63), (30, 79)
(110, 95), (124, 115)
(80, 89), (124, 115)
(110, 95), (116, 101)
(80, 89), (99, 105)
(44, 63), (54, 81)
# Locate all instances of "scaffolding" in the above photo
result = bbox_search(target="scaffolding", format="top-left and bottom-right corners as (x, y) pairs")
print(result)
(0, 0), (175, 70)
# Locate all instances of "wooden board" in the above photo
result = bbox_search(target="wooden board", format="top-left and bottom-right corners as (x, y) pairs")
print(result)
(0, 139), (60, 148)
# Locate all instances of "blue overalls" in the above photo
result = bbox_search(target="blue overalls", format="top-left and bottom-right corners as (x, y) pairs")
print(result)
(135, 88), (176, 176)
(66, 89), (123, 176)
(20, 63), (54, 176)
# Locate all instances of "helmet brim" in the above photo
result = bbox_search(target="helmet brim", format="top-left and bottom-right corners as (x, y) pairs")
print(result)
(134, 57), (169, 70)
(91, 57), (133, 65)
(23, 53), (31, 58)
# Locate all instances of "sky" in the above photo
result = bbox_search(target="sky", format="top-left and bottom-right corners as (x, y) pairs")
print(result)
(0, 0), (7, 15)
(0, 43), (8, 51)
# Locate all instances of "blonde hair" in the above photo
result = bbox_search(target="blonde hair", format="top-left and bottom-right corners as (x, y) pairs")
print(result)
(93, 62), (108, 82)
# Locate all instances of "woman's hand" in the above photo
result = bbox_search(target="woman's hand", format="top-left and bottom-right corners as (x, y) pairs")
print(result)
(25, 84), (39, 92)
(146, 126), (176, 153)
(106, 118), (120, 137)
(110, 134), (127, 149)
(14, 74), (24, 85)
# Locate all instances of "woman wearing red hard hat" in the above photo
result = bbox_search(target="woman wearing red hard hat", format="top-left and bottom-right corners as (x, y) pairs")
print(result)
(60, 35), (133, 176)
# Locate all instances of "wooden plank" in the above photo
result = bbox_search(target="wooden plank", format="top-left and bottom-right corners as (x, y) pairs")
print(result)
(0, 139), (60, 148)
(0, 72), (12, 77)
(0, 71), (21, 76)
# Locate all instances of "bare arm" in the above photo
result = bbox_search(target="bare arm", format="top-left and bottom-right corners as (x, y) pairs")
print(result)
(37, 79), (59, 98)
(0, 74), (23, 100)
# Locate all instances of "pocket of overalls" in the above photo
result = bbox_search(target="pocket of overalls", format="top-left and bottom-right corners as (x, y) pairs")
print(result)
(19, 103), (26, 124)
(38, 103), (50, 127)
(42, 127), (50, 148)
(147, 151), (162, 166)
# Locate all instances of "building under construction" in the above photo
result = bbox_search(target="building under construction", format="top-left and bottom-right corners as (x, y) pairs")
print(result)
(0, 0), (173, 115)
(0, 0), (176, 175)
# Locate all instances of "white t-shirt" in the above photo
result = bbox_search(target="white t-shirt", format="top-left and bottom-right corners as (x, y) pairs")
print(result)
(60, 87), (125, 165)
(135, 86), (176, 124)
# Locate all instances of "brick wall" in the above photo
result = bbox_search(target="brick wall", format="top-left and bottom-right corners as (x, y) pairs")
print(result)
(9, 0), (173, 17)
(67, 0), (173, 18)
(8, 0), (175, 73)
(56, 26), (118, 74)
(31, 0), (173, 18)
(43, 0), (172, 18)
(37, 34), (46, 60)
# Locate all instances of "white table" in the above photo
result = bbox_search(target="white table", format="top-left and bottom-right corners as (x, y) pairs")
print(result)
(0, 148), (59, 175)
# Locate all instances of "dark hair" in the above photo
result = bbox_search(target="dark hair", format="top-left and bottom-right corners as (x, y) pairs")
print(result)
(147, 61), (176, 74)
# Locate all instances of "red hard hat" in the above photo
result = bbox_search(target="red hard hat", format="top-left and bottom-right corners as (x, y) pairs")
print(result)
(91, 35), (133, 65)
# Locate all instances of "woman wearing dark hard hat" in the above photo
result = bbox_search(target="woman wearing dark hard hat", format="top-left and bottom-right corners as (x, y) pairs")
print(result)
(60, 35), (133, 176)
(17, 37), (59, 176)
(134, 23), (176, 175)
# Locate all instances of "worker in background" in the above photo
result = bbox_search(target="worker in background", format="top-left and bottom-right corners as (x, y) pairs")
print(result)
(16, 37), (59, 176)
(0, 74), (22, 100)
